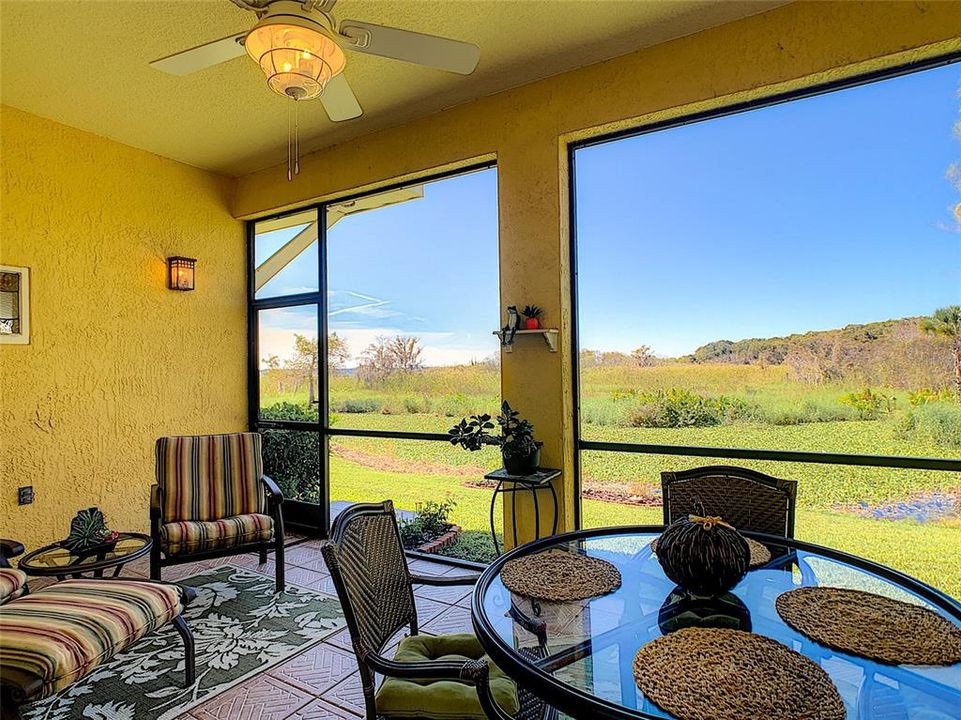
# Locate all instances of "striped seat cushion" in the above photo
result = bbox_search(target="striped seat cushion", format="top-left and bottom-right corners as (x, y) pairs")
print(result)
(161, 513), (274, 556)
(156, 433), (264, 523)
(0, 579), (184, 701)
(0, 567), (28, 605)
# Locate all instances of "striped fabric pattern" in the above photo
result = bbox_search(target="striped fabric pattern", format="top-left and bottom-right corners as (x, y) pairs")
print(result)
(156, 433), (264, 522)
(0, 567), (27, 605)
(161, 513), (274, 556)
(0, 579), (184, 700)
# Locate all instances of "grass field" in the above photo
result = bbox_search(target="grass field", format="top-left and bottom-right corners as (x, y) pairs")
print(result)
(262, 360), (961, 598)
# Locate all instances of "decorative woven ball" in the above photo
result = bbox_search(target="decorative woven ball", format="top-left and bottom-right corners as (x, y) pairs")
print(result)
(656, 515), (750, 596)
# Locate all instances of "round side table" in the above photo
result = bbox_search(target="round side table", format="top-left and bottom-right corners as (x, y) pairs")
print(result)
(18, 532), (152, 581)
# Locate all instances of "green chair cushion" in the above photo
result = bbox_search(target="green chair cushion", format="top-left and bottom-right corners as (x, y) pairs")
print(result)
(375, 633), (519, 719)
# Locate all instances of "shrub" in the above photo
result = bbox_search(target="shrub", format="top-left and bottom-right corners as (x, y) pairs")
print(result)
(838, 388), (895, 420)
(331, 398), (382, 413)
(902, 403), (961, 449)
(442, 531), (499, 564)
(909, 388), (954, 406)
(398, 498), (456, 549)
(626, 388), (747, 428)
(260, 402), (320, 502)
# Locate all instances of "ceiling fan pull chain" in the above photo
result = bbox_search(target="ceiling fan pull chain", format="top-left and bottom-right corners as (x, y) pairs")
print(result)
(294, 100), (301, 176)
(286, 100), (293, 182)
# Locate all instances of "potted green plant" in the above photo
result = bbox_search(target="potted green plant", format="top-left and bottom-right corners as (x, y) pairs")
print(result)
(449, 401), (541, 475)
(522, 305), (543, 330)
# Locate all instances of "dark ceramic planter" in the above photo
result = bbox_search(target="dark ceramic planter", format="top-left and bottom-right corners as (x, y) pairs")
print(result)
(502, 444), (541, 476)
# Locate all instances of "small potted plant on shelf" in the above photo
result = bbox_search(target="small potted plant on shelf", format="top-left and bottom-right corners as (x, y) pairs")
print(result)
(448, 401), (541, 475)
(522, 305), (543, 330)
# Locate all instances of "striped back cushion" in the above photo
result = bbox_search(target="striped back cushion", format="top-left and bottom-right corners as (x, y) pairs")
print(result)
(156, 433), (264, 522)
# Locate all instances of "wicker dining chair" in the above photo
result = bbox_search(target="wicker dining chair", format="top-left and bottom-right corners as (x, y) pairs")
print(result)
(320, 501), (539, 720)
(661, 465), (797, 537)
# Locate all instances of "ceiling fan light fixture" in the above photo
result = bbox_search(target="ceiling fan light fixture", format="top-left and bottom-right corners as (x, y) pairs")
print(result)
(245, 16), (346, 100)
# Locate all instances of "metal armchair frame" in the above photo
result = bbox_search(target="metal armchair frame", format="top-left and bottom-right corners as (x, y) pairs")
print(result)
(321, 501), (542, 720)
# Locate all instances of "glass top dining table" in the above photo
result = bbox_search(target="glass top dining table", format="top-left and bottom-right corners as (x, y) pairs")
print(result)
(470, 526), (961, 720)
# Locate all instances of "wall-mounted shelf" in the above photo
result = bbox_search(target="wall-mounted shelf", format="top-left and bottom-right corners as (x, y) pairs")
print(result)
(493, 328), (558, 352)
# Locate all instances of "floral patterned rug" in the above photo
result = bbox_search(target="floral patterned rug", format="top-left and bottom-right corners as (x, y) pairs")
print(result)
(22, 565), (346, 720)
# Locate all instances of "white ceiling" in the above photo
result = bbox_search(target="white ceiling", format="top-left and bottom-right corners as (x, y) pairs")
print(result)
(0, 0), (785, 176)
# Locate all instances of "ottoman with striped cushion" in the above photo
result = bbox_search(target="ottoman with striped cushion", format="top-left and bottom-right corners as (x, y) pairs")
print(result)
(0, 568), (28, 605)
(0, 578), (195, 714)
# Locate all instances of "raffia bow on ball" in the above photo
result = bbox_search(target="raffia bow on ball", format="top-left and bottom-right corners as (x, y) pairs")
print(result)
(655, 514), (750, 596)
(687, 515), (734, 530)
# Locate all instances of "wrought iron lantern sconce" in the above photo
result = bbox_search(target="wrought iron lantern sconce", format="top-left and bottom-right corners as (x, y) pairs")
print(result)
(167, 257), (196, 291)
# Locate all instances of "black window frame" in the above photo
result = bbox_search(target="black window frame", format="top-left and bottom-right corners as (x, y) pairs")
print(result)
(247, 160), (497, 554)
(567, 51), (961, 527)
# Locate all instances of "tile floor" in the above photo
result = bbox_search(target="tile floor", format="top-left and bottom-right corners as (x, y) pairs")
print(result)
(30, 533), (477, 720)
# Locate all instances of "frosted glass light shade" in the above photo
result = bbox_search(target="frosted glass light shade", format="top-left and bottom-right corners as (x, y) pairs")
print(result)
(245, 22), (346, 100)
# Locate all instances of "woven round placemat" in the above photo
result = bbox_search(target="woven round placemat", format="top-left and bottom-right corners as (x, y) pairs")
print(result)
(500, 551), (621, 601)
(650, 534), (771, 568)
(633, 628), (844, 720)
(776, 587), (961, 665)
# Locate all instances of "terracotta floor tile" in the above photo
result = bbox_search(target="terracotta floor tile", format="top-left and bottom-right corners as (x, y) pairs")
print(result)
(322, 673), (367, 716)
(306, 574), (338, 596)
(192, 675), (312, 720)
(413, 582), (472, 606)
(284, 566), (327, 588)
(285, 698), (361, 719)
(268, 643), (358, 695)
(326, 628), (353, 653)
(285, 546), (329, 572)
(415, 597), (448, 625)
(406, 559), (449, 576)
(421, 605), (474, 636)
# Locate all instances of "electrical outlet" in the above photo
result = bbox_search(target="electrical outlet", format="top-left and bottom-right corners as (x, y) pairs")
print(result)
(18, 486), (33, 505)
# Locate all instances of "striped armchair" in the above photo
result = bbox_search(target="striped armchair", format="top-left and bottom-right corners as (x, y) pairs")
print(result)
(150, 432), (285, 592)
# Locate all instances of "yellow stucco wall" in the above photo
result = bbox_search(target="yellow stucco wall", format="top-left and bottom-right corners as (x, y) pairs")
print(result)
(232, 1), (961, 546)
(0, 107), (247, 549)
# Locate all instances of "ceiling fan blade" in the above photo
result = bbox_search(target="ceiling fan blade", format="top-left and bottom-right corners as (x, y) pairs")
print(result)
(150, 32), (247, 76)
(321, 74), (363, 122)
(338, 20), (479, 75)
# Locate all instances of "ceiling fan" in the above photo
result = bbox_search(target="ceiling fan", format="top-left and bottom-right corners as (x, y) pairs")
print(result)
(149, 0), (481, 123)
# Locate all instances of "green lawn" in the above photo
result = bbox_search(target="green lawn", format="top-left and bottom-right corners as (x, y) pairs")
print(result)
(265, 361), (960, 600)
(329, 452), (961, 599)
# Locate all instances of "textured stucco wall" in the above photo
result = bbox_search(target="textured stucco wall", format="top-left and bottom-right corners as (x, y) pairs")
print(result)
(233, 1), (961, 546)
(0, 107), (246, 549)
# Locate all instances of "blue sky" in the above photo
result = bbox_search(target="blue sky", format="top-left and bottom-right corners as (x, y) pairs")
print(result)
(257, 168), (500, 367)
(258, 62), (959, 366)
(576, 62), (960, 356)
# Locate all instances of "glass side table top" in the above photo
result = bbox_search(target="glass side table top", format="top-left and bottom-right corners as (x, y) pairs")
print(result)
(472, 527), (961, 720)
(19, 532), (152, 577)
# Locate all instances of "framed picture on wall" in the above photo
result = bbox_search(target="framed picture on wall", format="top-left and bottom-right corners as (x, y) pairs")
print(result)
(0, 265), (30, 344)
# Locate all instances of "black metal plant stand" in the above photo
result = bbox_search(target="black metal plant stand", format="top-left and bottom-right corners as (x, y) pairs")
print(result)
(485, 467), (561, 555)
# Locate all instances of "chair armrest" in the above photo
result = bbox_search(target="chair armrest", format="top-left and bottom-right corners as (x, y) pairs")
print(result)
(262, 475), (283, 505)
(461, 659), (517, 720)
(366, 652), (474, 680)
(0, 539), (24, 568)
(409, 572), (480, 587)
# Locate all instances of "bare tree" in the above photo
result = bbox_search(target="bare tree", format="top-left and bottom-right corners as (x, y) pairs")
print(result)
(631, 345), (654, 367)
(357, 335), (424, 385)
(389, 336), (423, 372)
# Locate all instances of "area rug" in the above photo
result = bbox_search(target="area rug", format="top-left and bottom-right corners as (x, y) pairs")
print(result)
(22, 565), (347, 720)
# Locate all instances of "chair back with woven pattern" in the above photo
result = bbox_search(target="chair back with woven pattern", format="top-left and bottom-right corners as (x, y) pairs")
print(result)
(155, 433), (264, 522)
(321, 501), (417, 661)
(661, 465), (797, 537)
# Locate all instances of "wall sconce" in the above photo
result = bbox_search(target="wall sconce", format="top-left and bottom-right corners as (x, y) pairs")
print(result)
(167, 257), (196, 291)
